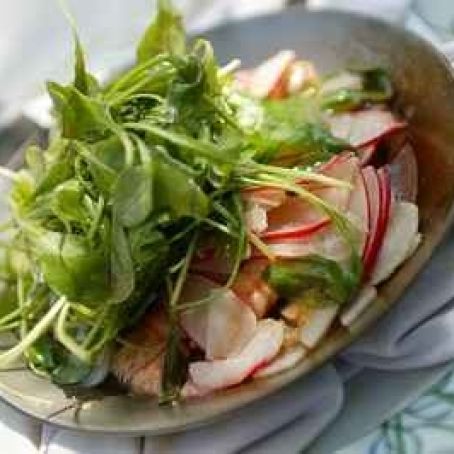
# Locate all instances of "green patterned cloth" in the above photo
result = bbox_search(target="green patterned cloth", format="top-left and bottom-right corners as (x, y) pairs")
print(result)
(340, 370), (454, 453)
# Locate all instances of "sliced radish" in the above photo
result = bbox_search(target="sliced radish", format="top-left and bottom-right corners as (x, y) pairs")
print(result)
(370, 202), (419, 285)
(231, 259), (277, 318)
(185, 319), (284, 393)
(241, 187), (287, 209)
(320, 71), (362, 95)
(347, 169), (369, 254)
(314, 154), (359, 210)
(244, 50), (296, 99)
(179, 275), (257, 360)
(261, 155), (359, 241)
(265, 228), (350, 262)
(262, 196), (329, 240)
(328, 109), (406, 148)
(357, 143), (377, 166)
(362, 166), (388, 278)
(253, 345), (306, 378)
(299, 305), (338, 349)
(286, 60), (318, 94)
(389, 143), (418, 203)
(340, 285), (377, 326)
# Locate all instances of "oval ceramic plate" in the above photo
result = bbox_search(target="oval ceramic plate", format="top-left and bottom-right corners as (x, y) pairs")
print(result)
(1, 6), (454, 435)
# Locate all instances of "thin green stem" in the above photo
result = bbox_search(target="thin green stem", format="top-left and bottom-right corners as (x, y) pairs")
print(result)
(0, 297), (66, 368)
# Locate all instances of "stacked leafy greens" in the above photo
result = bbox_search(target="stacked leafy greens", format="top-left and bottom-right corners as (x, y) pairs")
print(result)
(0, 0), (370, 397)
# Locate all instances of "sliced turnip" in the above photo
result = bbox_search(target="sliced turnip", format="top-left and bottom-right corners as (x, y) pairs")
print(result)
(299, 305), (338, 349)
(328, 109), (406, 148)
(253, 345), (306, 378)
(340, 285), (377, 327)
(185, 319), (284, 393)
(370, 202), (419, 285)
(389, 143), (418, 203)
(179, 275), (257, 360)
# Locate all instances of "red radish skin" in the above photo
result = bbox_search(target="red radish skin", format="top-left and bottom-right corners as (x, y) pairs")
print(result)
(357, 143), (377, 166)
(261, 154), (358, 242)
(361, 167), (382, 278)
(261, 196), (330, 240)
(347, 168), (369, 254)
(362, 166), (392, 278)
(328, 109), (406, 148)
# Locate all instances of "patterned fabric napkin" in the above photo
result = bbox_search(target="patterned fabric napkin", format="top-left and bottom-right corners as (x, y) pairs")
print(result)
(1, 1), (454, 453)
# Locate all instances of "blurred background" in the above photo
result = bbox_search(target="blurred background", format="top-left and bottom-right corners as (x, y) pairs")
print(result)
(0, 0), (453, 121)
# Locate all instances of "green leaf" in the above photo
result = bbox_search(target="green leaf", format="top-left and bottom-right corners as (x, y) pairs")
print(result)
(137, 0), (185, 63)
(321, 68), (393, 112)
(153, 154), (209, 219)
(50, 180), (88, 225)
(47, 82), (111, 141)
(51, 351), (91, 385)
(73, 36), (100, 96)
(113, 166), (153, 227)
(25, 145), (46, 183)
(263, 255), (353, 306)
(29, 229), (110, 303)
(109, 217), (135, 303)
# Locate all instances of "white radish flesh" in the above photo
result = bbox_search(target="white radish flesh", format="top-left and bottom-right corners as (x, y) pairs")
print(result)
(320, 71), (362, 95)
(247, 50), (296, 99)
(299, 305), (338, 349)
(179, 275), (257, 360)
(253, 345), (306, 378)
(347, 169), (369, 254)
(328, 109), (406, 148)
(186, 319), (284, 392)
(340, 285), (377, 326)
(370, 202), (419, 285)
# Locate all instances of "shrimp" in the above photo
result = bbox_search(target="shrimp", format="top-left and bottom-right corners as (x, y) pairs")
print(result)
(111, 306), (168, 396)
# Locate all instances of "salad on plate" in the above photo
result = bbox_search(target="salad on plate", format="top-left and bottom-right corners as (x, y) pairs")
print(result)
(0, 0), (420, 403)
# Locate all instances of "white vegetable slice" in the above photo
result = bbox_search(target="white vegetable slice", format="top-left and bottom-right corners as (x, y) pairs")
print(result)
(266, 229), (350, 262)
(180, 275), (257, 360)
(370, 202), (419, 285)
(186, 319), (284, 392)
(320, 71), (362, 95)
(244, 201), (268, 234)
(340, 285), (377, 327)
(286, 61), (318, 94)
(405, 232), (422, 261)
(299, 305), (338, 349)
(328, 109), (405, 148)
(248, 50), (296, 98)
(253, 345), (306, 378)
